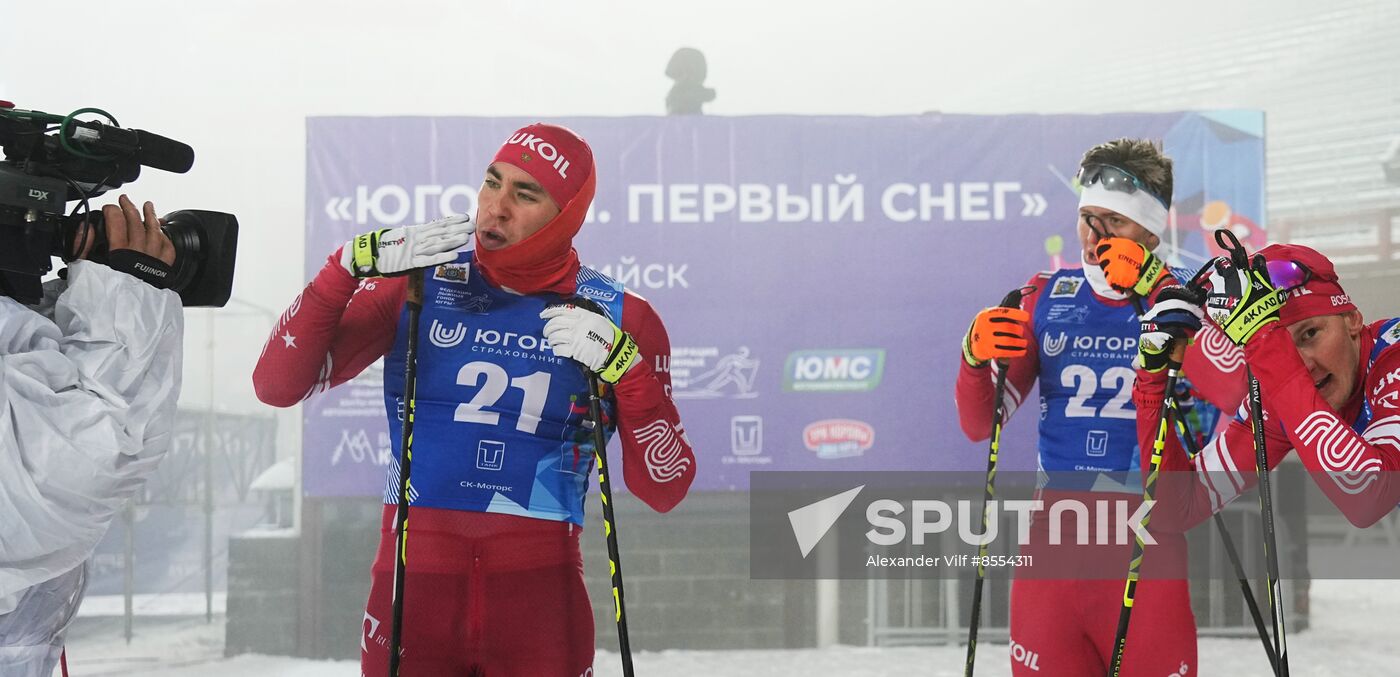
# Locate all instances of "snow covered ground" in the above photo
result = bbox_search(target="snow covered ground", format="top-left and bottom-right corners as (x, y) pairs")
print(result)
(57, 579), (1400, 676)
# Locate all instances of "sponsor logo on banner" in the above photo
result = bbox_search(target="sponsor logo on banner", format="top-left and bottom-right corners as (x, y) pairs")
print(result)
(1042, 331), (1068, 357)
(804, 419), (875, 459)
(331, 428), (391, 466)
(672, 346), (759, 399)
(1050, 276), (1083, 298)
(731, 416), (764, 456)
(724, 416), (772, 466)
(784, 349), (885, 392)
(433, 263), (471, 285)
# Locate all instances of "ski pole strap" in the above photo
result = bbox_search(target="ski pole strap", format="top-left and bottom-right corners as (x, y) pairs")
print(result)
(351, 228), (388, 277)
(1132, 253), (1164, 297)
(599, 329), (639, 384)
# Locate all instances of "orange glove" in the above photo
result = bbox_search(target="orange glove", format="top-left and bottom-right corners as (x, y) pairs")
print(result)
(1095, 237), (1164, 296)
(962, 306), (1030, 367)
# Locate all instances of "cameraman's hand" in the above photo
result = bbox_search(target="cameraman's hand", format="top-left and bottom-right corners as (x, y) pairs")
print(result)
(103, 195), (176, 265)
(76, 195), (177, 288)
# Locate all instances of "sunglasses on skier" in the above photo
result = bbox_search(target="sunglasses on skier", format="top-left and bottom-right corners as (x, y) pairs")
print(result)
(1076, 163), (1171, 210)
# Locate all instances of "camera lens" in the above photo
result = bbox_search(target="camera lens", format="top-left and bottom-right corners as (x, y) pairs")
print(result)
(57, 208), (239, 307)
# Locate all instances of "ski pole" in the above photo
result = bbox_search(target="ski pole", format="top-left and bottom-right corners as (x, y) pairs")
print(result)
(1215, 228), (1290, 677)
(1112, 266), (1210, 675)
(569, 297), (636, 677)
(1109, 339), (1186, 676)
(1174, 402), (1281, 675)
(1130, 281), (1279, 676)
(1245, 370), (1290, 676)
(387, 270), (425, 677)
(964, 285), (1033, 677)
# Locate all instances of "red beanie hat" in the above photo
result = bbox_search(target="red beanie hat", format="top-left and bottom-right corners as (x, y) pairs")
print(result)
(1258, 243), (1357, 326)
(474, 123), (596, 294)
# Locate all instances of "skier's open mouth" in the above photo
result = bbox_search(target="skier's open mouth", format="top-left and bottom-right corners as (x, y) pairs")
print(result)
(1314, 374), (1332, 391)
(480, 230), (508, 246)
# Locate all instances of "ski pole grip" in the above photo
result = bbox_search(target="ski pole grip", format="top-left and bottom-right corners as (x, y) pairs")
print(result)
(999, 285), (1036, 310)
(1184, 259), (1217, 295)
(1169, 340), (1189, 366)
(986, 285), (1036, 369)
(567, 296), (607, 317)
(1214, 228), (1250, 269)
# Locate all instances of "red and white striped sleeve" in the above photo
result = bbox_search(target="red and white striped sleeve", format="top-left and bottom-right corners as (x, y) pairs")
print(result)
(1138, 322), (1400, 531)
(1180, 322), (1249, 416)
(1254, 323), (1400, 527)
(613, 291), (696, 513)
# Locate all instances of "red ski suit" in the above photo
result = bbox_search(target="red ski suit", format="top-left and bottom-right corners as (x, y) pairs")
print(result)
(956, 269), (1245, 677)
(254, 252), (696, 676)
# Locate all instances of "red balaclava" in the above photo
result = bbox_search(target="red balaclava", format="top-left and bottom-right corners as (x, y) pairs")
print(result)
(1258, 243), (1357, 326)
(474, 123), (596, 295)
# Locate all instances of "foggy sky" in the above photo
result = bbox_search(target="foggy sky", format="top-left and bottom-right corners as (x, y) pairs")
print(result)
(0, 0), (1338, 451)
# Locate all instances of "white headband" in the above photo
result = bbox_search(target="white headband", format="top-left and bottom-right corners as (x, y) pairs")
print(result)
(1078, 181), (1169, 238)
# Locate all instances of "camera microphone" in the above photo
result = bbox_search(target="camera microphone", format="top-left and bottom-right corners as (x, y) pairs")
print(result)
(67, 121), (195, 174)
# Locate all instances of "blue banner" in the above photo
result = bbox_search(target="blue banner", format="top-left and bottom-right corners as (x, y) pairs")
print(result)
(303, 113), (1265, 496)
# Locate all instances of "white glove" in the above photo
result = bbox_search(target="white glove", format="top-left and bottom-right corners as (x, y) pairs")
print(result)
(540, 303), (641, 384)
(339, 214), (474, 278)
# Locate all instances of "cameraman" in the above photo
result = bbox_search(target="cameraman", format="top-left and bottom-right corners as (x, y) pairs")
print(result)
(0, 195), (183, 676)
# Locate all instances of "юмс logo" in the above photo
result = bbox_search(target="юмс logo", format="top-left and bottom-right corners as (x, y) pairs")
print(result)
(784, 349), (885, 392)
